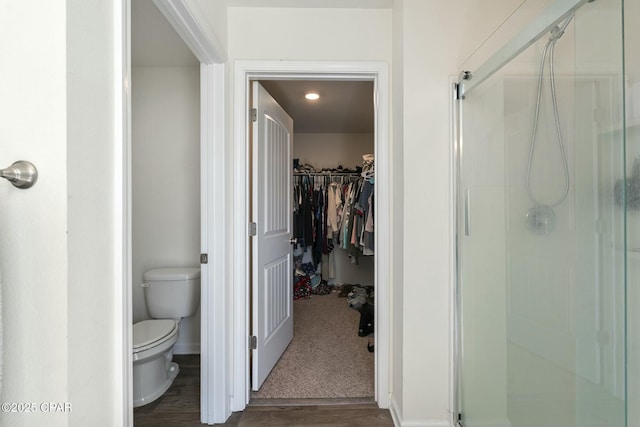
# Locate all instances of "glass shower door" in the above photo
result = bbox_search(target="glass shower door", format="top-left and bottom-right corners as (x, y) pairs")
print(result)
(624, 1), (640, 425)
(456, 72), (512, 426)
(455, 0), (626, 426)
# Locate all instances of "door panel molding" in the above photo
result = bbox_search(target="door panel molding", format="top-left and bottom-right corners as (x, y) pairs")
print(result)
(251, 81), (294, 391)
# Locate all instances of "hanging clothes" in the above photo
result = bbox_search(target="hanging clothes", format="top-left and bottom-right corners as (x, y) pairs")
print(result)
(293, 175), (315, 248)
(338, 155), (375, 262)
(292, 159), (374, 278)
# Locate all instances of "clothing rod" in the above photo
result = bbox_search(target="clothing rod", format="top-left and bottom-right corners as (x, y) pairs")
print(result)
(293, 172), (362, 176)
(458, 0), (591, 98)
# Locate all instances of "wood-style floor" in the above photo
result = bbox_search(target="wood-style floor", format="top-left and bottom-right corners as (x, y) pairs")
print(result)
(134, 355), (394, 427)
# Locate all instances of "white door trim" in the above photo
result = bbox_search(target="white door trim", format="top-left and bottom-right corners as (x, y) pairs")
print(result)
(125, 0), (228, 424)
(232, 60), (391, 412)
(152, 0), (227, 64)
(117, 2), (131, 426)
(199, 62), (229, 424)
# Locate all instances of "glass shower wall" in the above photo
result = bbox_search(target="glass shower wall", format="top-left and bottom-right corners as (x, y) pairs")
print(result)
(573, 2), (626, 426)
(624, 1), (640, 425)
(456, 0), (626, 426)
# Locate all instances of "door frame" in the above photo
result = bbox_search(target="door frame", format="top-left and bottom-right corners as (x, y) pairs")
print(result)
(232, 60), (391, 411)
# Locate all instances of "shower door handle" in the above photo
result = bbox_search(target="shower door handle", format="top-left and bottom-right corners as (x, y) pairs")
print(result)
(0, 160), (38, 189)
(464, 189), (470, 236)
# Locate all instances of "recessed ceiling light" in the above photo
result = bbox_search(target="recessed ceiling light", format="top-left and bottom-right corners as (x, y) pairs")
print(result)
(305, 92), (320, 100)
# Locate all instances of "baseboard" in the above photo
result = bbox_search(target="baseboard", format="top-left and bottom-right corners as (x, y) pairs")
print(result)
(399, 420), (450, 427)
(173, 342), (200, 354)
(390, 396), (402, 426)
(389, 395), (451, 427)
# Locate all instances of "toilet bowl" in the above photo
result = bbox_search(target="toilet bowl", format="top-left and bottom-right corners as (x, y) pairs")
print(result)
(132, 267), (200, 407)
(132, 319), (180, 407)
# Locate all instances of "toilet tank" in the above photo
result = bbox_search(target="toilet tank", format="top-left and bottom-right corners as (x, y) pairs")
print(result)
(143, 267), (201, 319)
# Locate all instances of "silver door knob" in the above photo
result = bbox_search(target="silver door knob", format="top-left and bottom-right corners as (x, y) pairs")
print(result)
(1, 161), (38, 189)
(289, 237), (298, 245)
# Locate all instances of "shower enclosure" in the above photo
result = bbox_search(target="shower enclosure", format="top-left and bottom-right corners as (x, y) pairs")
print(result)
(454, 0), (639, 425)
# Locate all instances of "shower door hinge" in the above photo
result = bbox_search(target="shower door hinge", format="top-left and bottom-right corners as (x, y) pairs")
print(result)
(249, 222), (257, 236)
(249, 335), (257, 350)
(454, 82), (463, 100)
(250, 108), (257, 122)
(200, 253), (208, 264)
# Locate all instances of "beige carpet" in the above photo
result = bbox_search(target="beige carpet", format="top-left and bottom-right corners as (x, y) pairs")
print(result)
(251, 292), (374, 399)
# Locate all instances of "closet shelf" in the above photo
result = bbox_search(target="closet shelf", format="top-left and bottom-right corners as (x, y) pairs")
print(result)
(293, 172), (362, 177)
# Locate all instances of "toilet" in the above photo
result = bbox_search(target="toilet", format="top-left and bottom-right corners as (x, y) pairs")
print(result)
(132, 267), (201, 408)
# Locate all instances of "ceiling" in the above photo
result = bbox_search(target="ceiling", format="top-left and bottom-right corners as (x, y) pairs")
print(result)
(259, 80), (373, 133)
(131, 0), (199, 67)
(132, 0), (374, 133)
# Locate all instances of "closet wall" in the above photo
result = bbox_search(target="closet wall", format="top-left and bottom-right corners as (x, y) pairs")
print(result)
(294, 132), (375, 286)
(295, 133), (374, 170)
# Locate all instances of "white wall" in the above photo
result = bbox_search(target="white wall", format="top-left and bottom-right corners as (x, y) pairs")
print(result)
(67, 1), (125, 425)
(132, 66), (201, 352)
(228, 8), (391, 61)
(398, 2), (456, 422)
(391, 0), (405, 416)
(294, 133), (374, 170)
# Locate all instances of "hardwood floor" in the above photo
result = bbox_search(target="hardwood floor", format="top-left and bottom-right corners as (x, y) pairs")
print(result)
(231, 402), (394, 427)
(134, 355), (201, 426)
(134, 355), (394, 427)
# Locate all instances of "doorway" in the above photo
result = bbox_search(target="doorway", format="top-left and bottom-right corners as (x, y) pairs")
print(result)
(130, 0), (202, 423)
(232, 61), (391, 412)
(249, 79), (376, 400)
(127, 0), (227, 424)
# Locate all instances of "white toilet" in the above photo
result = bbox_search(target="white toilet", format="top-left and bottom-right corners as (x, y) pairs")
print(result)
(132, 267), (201, 408)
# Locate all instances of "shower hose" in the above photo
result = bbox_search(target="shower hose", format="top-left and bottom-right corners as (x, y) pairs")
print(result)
(526, 14), (574, 208)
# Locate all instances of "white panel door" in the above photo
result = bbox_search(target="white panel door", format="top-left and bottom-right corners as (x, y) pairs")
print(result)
(251, 81), (294, 391)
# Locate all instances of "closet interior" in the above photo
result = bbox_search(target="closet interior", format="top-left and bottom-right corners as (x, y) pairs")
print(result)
(251, 80), (376, 400)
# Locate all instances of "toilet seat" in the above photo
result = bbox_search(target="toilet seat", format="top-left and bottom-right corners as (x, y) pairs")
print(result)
(133, 319), (178, 353)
